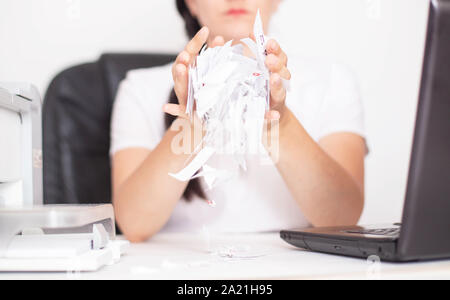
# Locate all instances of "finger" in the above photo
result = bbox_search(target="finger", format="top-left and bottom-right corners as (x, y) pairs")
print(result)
(210, 36), (225, 48)
(163, 103), (189, 120)
(266, 39), (288, 66)
(266, 39), (281, 55)
(266, 54), (291, 80)
(185, 27), (210, 57)
(270, 73), (287, 107)
(172, 51), (190, 78)
(265, 54), (284, 73)
(249, 33), (256, 42)
(175, 51), (191, 66)
(173, 63), (188, 105)
(278, 66), (292, 81)
(265, 110), (280, 121)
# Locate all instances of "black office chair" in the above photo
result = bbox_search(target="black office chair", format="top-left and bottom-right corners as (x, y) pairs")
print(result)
(43, 53), (176, 206)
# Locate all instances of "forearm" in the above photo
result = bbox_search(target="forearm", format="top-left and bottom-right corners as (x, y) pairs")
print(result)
(270, 109), (364, 227)
(114, 119), (197, 242)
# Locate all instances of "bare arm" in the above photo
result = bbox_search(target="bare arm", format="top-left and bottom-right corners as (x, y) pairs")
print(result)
(112, 122), (192, 243)
(270, 109), (365, 227)
(112, 27), (225, 242)
(264, 39), (365, 226)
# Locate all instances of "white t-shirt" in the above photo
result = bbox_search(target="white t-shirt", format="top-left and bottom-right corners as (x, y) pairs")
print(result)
(110, 57), (365, 234)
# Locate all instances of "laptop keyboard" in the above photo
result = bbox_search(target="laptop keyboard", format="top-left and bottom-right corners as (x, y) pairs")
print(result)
(344, 227), (401, 237)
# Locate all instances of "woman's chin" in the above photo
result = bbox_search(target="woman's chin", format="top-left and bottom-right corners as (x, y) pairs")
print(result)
(222, 29), (253, 43)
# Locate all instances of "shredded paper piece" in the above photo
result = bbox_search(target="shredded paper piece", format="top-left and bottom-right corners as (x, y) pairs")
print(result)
(211, 245), (268, 261)
(169, 10), (270, 192)
(201, 226), (268, 261)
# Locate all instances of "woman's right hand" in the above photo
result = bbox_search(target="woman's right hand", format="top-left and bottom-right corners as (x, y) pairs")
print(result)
(164, 27), (225, 120)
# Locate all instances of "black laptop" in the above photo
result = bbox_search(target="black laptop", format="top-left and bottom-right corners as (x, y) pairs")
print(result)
(281, 0), (450, 262)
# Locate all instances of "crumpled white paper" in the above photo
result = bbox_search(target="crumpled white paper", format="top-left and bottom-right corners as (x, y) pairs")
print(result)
(169, 10), (270, 191)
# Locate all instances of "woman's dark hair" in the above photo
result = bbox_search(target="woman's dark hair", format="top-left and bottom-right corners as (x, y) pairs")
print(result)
(176, 0), (202, 39)
(165, 0), (206, 201)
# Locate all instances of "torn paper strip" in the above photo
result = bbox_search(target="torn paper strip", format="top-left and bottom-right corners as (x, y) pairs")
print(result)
(170, 10), (271, 193)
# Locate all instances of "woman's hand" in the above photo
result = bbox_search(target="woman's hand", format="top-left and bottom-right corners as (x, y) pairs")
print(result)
(264, 39), (292, 122)
(164, 32), (291, 123)
(164, 27), (225, 119)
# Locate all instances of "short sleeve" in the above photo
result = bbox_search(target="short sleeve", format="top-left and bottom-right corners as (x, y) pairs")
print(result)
(317, 64), (366, 141)
(110, 75), (160, 155)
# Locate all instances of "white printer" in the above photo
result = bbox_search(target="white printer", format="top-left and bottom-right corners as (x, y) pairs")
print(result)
(0, 83), (128, 272)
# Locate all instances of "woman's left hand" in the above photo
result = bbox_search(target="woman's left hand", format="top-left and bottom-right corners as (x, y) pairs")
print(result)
(265, 39), (291, 122)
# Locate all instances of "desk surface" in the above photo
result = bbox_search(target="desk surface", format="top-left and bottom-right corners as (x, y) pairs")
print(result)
(1, 232), (450, 280)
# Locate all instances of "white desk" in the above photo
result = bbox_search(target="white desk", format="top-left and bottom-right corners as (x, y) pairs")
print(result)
(1, 232), (450, 280)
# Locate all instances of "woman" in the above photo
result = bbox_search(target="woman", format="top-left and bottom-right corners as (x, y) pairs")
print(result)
(111, 0), (366, 243)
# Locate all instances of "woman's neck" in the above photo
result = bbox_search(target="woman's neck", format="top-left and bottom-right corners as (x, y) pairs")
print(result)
(207, 37), (257, 59)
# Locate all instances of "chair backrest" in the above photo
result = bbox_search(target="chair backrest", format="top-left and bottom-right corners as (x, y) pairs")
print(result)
(43, 53), (176, 205)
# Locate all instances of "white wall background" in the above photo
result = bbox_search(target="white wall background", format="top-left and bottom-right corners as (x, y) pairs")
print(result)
(0, 0), (430, 225)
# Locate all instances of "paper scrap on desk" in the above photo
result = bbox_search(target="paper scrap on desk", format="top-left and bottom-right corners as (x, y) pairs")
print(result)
(211, 245), (268, 260)
(169, 10), (271, 192)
